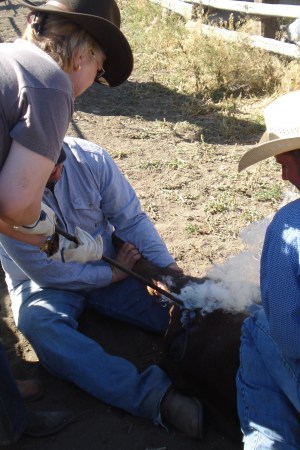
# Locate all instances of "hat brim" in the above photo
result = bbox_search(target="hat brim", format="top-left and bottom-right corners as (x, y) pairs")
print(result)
(18, 0), (133, 87)
(238, 135), (300, 172)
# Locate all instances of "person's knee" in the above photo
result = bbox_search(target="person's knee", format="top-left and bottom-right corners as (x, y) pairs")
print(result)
(18, 302), (52, 340)
(18, 308), (36, 336)
(252, 307), (268, 326)
(241, 314), (263, 346)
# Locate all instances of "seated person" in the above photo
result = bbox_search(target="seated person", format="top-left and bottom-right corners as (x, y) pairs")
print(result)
(0, 137), (203, 440)
(237, 90), (300, 449)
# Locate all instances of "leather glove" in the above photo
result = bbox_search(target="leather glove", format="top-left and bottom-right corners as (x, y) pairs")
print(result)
(50, 226), (103, 263)
(14, 202), (56, 236)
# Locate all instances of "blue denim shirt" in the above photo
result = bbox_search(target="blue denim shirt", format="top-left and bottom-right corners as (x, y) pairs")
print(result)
(261, 198), (300, 358)
(0, 137), (175, 292)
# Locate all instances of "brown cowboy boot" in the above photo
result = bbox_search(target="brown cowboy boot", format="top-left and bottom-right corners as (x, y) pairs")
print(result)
(24, 411), (74, 437)
(160, 388), (203, 439)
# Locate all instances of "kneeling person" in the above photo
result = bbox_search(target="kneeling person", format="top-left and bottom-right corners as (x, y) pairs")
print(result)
(237, 90), (300, 449)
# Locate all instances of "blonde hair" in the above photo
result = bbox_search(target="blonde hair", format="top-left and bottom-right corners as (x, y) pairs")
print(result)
(23, 12), (100, 72)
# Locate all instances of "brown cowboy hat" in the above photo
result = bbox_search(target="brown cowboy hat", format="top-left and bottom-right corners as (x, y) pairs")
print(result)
(18, 0), (133, 87)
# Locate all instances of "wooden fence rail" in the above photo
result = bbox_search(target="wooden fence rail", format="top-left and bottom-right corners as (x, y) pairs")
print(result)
(149, 0), (300, 58)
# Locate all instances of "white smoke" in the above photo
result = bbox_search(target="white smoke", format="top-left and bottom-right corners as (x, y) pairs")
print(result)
(173, 190), (300, 314)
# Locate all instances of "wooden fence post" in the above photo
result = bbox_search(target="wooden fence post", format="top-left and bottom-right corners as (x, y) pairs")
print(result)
(254, 0), (280, 38)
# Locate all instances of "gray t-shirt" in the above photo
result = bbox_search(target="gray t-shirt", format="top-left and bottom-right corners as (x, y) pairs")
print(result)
(0, 39), (74, 169)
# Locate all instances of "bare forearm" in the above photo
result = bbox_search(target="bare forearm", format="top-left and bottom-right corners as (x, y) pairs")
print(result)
(0, 219), (46, 246)
(0, 141), (54, 226)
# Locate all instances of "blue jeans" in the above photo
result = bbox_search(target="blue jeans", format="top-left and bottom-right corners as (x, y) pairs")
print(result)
(236, 306), (300, 449)
(0, 340), (27, 445)
(11, 277), (172, 423)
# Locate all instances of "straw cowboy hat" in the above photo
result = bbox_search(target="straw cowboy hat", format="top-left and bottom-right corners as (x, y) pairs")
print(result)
(18, 0), (133, 87)
(238, 90), (300, 172)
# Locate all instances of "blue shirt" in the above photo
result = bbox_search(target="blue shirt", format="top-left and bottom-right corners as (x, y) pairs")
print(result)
(0, 137), (175, 293)
(261, 198), (300, 358)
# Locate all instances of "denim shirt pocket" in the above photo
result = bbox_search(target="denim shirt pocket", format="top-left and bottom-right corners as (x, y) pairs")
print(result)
(71, 192), (104, 231)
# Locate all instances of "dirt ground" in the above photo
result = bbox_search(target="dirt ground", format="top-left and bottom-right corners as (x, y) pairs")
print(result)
(0, 1), (287, 449)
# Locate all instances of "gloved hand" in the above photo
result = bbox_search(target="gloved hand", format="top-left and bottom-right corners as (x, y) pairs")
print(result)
(50, 226), (103, 263)
(14, 202), (56, 236)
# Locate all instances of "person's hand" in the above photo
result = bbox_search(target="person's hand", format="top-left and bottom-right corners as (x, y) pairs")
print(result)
(50, 227), (103, 263)
(14, 202), (56, 236)
(166, 262), (183, 274)
(111, 242), (141, 283)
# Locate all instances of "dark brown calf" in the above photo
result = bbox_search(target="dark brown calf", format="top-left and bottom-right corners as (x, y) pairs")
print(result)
(162, 305), (245, 442)
(113, 235), (245, 442)
(134, 261), (246, 442)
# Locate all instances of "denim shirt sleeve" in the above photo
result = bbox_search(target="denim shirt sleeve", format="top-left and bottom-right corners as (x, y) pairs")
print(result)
(98, 157), (175, 268)
(0, 236), (112, 292)
(261, 199), (300, 358)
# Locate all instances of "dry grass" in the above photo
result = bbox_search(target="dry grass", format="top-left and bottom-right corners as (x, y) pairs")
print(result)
(120, 0), (300, 107)
(108, 0), (300, 274)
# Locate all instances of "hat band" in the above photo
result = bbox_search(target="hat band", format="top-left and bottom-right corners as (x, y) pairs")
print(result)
(45, 1), (71, 12)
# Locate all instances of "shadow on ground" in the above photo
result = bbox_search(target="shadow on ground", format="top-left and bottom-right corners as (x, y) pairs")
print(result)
(74, 82), (264, 146)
